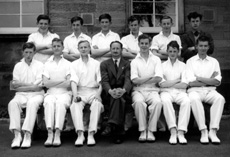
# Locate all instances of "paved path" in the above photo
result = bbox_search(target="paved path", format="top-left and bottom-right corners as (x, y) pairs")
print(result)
(1, 118), (230, 157)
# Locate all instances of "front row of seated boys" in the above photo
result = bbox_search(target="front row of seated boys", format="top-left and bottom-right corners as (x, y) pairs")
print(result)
(8, 34), (225, 149)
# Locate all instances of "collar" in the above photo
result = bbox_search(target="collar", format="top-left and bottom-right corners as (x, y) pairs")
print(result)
(80, 54), (91, 63)
(70, 32), (84, 38)
(166, 58), (179, 65)
(21, 58), (35, 66)
(159, 31), (173, 37)
(194, 54), (210, 61)
(37, 30), (51, 36)
(47, 55), (64, 62)
(98, 30), (112, 36)
(130, 31), (143, 38)
(136, 51), (153, 59)
(112, 57), (121, 65)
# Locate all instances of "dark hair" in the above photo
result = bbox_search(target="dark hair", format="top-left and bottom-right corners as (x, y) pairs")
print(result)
(167, 41), (179, 51)
(138, 34), (152, 43)
(110, 41), (123, 49)
(37, 14), (50, 24)
(160, 15), (173, 23)
(99, 13), (112, 22)
(71, 16), (83, 25)
(52, 38), (63, 46)
(196, 35), (210, 46)
(187, 12), (203, 21)
(22, 42), (36, 51)
(128, 15), (140, 24)
(78, 40), (90, 47)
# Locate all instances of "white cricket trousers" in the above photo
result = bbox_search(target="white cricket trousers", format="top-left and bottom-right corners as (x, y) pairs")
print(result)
(8, 93), (44, 133)
(70, 88), (104, 133)
(132, 90), (162, 132)
(188, 90), (225, 130)
(43, 93), (71, 130)
(161, 91), (191, 132)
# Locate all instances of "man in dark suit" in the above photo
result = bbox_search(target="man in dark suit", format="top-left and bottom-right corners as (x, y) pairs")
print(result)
(181, 12), (214, 63)
(100, 41), (132, 144)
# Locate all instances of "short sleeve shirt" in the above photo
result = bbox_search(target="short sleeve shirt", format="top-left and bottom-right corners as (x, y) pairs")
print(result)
(63, 32), (92, 56)
(27, 31), (59, 63)
(43, 56), (72, 94)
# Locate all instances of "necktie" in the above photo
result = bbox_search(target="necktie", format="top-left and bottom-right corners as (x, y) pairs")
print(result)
(114, 59), (118, 72)
(194, 31), (199, 37)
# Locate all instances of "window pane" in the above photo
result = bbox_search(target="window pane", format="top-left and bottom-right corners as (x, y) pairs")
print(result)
(133, 2), (153, 14)
(155, 2), (176, 14)
(22, 15), (38, 27)
(22, 1), (43, 14)
(0, 15), (20, 27)
(155, 0), (175, 2)
(139, 15), (154, 27)
(133, 0), (153, 1)
(0, 2), (20, 14)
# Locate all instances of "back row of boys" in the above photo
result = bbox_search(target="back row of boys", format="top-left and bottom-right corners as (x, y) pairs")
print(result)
(8, 12), (224, 149)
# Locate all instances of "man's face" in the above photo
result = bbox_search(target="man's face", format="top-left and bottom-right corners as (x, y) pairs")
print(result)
(190, 17), (201, 31)
(138, 38), (151, 53)
(100, 19), (111, 32)
(78, 42), (91, 57)
(167, 46), (179, 60)
(111, 43), (122, 59)
(52, 41), (63, 56)
(160, 18), (173, 32)
(197, 41), (209, 56)
(72, 20), (82, 32)
(37, 19), (49, 33)
(23, 48), (35, 63)
(129, 20), (140, 34)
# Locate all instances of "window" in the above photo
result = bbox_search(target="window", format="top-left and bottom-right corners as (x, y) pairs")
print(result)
(0, 0), (45, 34)
(131, 0), (184, 33)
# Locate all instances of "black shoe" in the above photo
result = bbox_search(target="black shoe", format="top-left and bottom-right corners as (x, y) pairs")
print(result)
(101, 125), (112, 136)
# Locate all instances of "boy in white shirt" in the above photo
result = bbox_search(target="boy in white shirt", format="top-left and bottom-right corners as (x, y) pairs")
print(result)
(8, 42), (44, 149)
(186, 35), (225, 144)
(91, 13), (120, 62)
(70, 40), (104, 146)
(42, 38), (72, 147)
(151, 15), (181, 60)
(160, 41), (191, 145)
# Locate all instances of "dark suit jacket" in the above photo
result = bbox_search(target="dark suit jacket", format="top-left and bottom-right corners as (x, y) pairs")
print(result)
(100, 57), (132, 95)
(181, 30), (214, 63)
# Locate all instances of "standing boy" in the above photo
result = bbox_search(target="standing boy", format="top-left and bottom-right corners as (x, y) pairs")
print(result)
(151, 15), (182, 60)
(181, 12), (214, 63)
(91, 13), (120, 62)
(63, 16), (92, 62)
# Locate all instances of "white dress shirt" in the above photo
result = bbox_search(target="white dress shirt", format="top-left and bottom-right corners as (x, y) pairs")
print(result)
(43, 56), (72, 94)
(70, 55), (101, 88)
(131, 52), (163, 91)
(13, 58), (44, 95)
(160, 58), (187, 92)
(151, 31), (182, 52)
(186, 54), (222, 92)
(92, 30), (120, 49)
(27, 31), (59, 63)
(63, 32), (92, 55)
(121, 31), (142, 54)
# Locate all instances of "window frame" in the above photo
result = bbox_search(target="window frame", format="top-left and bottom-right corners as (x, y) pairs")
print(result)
(128, 0), (184, 33)
(0, 0), (47, 34)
